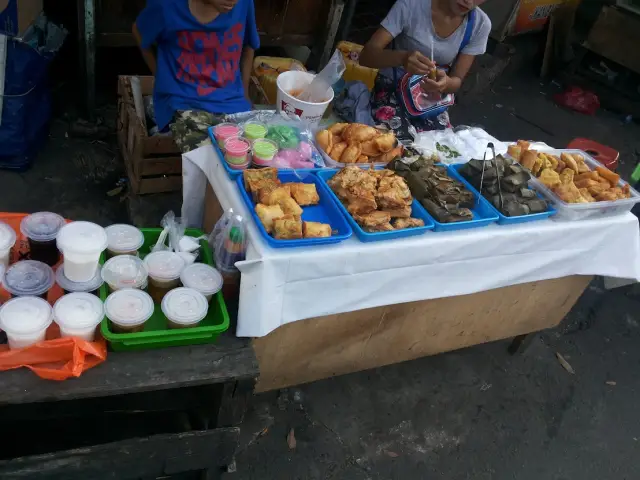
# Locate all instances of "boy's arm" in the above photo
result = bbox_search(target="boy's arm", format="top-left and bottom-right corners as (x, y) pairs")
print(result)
(240, 46), (255, 102)
(133, 22), (157, 75)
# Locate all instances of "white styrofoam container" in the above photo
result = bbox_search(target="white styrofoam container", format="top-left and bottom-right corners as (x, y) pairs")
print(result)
(526, 149), (640, 221)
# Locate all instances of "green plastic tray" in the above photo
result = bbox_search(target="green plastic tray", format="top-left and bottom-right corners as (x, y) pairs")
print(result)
(100, 228), (230, 351)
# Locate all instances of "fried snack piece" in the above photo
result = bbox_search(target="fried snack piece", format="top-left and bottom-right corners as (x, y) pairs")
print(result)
(507, 145), (522, 161)
(303, 221), (332, 238)
(392, 217), (425, 229)
(258, 184), (292, 206)
(360, 139), (381, 157)
(273, 214), (303, 240)
(354, 211), (393, 232)
(288, 182), (320, 206)
(579, 188), (596, 202)
(539, 168), (561, 188)
(357, 155), (369, 163)
(576, 158), (590, 174)
(278, 197), (303, 217)
(559, 168), (574, 185)
(374, 133), (396, 153)
(329, 142), (348, 162)
(553, 183), (585, 203)
(244, 168), (279, 193)
(555, 158), (566, 173)
(328, 123), (349, 136)
(547, 155), (559, 171)
(341, 143), (362, 164)
(531, 156), (544, 176)
(373, 146), (403, 164)
(347, 125), (378, 143)
(382, 205), (412, 218)
(574, 178), (599, 189)
(315, 130), (332, 154)
(587, 183), (607, 197)
(517, 140), (531, 151)
(332, 134), (342, 146)
(255, 204), (285, 233)
(520, 150), (537, 170)
(575, 171), (599, 182)
(561, 153), (579, 173)
(376, 175), (412, 209)
(595, 191), (618, 202)
(595, 166), (620, 187)
(346, 186), (378, 215)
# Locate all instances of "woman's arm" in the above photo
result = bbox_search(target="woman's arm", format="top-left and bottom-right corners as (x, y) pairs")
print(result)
(132, 22), (157, 75)
(421, 53), (476, 94)
(360, 27), (433, 75)
(240, 46), (255, 100)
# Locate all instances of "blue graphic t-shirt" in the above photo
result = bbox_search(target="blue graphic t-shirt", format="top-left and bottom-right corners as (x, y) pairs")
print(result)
(136, 0), (260, 130)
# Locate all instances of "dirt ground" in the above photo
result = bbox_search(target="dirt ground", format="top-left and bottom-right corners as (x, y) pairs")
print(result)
(0, 55), (639, 479)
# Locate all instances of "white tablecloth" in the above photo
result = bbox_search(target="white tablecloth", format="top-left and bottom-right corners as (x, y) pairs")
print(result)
(183, 146), (640, 338)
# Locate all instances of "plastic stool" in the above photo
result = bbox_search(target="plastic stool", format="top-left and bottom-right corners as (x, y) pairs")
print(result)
(567, 138), (619, 171)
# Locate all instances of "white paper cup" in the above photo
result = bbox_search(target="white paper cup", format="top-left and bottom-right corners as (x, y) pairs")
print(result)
(180, 263), (223, 302)
(105, 288), (155, 333)
(161, 287), (209, 329)
(101, 255), (148, 293)
(0, 296), (53, 349)
(0, 221), (17, 269)
(105, 224), (144, 257)
(57, 222), (108, 283)
(144, 251), (186, 303)
(53, 293), (105, 341)
(276, 71), (334, 127)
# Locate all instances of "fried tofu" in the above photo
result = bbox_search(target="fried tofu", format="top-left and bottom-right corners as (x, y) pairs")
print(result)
(278, 197), (303, 217)
(244, 168), (279, 193)
(508, 145), (522, 161)
(531, 156), (544, 176)
(273, 215), (303, 240)
(539, 168), (561, 188)
(520, 150), (537, 171)
(258, 184), (292, 206)
(559, 168), (575, 185)
(255, 204), (284, 233)
(288, 183), (320, 206)
(392, 218), (425, 229)
(303, 221), (332, 238)
(561, 153), (579, 173)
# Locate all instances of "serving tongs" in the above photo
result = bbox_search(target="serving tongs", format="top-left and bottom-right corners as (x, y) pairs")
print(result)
(478, 142), (502, 209)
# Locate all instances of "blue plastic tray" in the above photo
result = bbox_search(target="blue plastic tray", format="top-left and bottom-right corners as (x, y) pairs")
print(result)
(208, 126), (322, 180)
(237, 171), (353, 248)
(316, 169), (435, 242)
(450, 164), (557, 225)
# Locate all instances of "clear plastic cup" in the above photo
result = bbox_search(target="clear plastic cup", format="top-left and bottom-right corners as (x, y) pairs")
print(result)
(105, 224), (145, 257)
(144, 251), (186, 303)
(105, 288), (155, 333)
(20, 212), (65, 266)
(0, 221), (17, 269)
(57, 221), (108, 283)
(53, 293), (105, 341)
(180, 263), (223, 302)
(243, 121), (268, 141)
(213, 122), (243, 149)
(161, 287), (209, 329)
(3, 260), (55, 299)
(0, 296), (53, 349)
(56, 265), (104, 296)
(101, 255), (148, 293)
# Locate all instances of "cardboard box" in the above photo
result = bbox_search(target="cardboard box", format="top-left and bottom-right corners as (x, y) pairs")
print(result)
(0, 0), (42, 37)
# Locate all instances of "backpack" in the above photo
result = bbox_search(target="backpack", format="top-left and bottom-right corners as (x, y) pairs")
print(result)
(396, 8), (476, 120)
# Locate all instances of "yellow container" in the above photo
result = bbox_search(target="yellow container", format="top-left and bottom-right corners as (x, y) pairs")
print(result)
(253, 57), (307, 105)
(336, 41), (379, 91)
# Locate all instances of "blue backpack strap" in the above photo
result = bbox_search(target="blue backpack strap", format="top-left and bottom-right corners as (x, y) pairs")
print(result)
(459, 9), (476, 53)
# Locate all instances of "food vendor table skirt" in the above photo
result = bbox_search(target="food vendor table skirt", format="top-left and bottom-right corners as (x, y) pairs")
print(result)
(183, 146), (640, 391)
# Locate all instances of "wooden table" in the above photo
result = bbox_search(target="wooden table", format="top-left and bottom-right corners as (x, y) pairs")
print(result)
(0, 335), (258, 479)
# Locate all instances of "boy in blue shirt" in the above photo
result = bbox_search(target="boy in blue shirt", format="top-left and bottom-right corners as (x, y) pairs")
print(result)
(133, 0), (260, 152)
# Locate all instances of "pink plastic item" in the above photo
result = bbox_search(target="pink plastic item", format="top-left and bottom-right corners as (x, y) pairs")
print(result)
(224, 137), (251, 165)
(273, 149), (315, 169)
(214, 123), (242, 148)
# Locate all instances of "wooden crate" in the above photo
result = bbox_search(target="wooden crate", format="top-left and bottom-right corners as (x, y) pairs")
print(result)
(117, 76), (183, 195)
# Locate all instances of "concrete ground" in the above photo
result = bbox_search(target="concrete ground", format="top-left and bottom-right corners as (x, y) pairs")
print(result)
(0, 62), (639, 479)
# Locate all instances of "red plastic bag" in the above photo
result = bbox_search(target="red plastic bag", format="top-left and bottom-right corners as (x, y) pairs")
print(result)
(553, 86), (600, 115)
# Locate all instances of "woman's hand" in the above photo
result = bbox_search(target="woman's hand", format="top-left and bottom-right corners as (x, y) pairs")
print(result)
(421, 69), (449, 93)
(403, 51), (434, 76)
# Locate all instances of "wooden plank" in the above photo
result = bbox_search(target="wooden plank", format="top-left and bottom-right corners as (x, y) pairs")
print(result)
(215, 379), (256, 428)
(0, 428), (239, 480)
(137, 157), (183, 176)
(138, 175), (183, 195)
(585, 6), (640, 75)
(142, 135), (180, 157)
(253, 275), (592, 392)
(0, 339), (258, 406)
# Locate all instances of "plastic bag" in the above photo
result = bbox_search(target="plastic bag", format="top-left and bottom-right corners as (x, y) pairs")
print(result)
(212, 213), (247, 274)
(553, 86), (599, 115)
(298, 50), (346, 103)
(153, 211), (186, 252)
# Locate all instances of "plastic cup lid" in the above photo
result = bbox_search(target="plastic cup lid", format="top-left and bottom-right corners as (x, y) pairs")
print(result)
(0, 296), (52, 335)
(224, 136), (251, 155)
(144, 251), (186, 281)
(20, 212), (65, 242)
(0, 221), (16, 251)
(215, 123), (242, 137)
(105, 288), (154, 327)
(253, 139), (278, 157)
(180, 263), (223, 296)
(56, 264), (104, 292)
(105, 224), (144, 253)
(54, 292), (105, 330)
(244, 122), (267, 138)
(161, 287), (209, 325)
(102, 255), (148, 289)
(57, 221), (108, 254)
(3, 260), (55, 296)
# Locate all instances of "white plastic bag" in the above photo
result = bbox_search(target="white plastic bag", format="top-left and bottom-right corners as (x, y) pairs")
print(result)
(298, 50), (346, 103)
